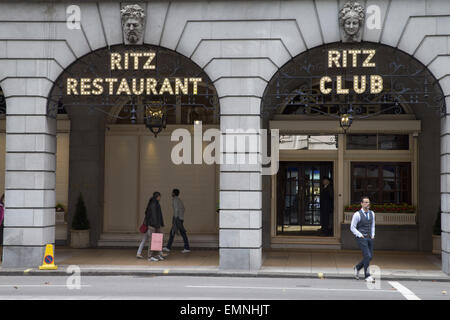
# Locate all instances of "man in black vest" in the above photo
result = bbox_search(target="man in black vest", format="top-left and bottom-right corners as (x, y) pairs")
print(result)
(350, 196), (376, 282)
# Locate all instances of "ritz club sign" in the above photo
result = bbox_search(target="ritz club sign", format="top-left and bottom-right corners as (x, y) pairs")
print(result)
(65, 52), (202, 96)
(319, 49), (383, 95)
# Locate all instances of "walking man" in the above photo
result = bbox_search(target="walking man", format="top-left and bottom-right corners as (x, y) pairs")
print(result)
(350, 196), (376, 282)
(163, 189), (190, 253)
(137, 191), (165, 261)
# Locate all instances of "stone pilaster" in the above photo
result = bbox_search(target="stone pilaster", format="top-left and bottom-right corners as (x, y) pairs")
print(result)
(441, 105), (450, 274)
(2, 96), (56, 267)
(219, 96), (262, 270)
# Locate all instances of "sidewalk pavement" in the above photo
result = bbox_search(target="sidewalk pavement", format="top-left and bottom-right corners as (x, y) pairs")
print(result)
(0, 247), (448, 282)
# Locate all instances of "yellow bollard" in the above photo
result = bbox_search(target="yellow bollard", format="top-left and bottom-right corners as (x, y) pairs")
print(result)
(39, 244), (58, 270)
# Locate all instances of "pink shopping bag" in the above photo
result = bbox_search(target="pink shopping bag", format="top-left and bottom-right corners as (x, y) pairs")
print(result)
(150, 233), (163, 251)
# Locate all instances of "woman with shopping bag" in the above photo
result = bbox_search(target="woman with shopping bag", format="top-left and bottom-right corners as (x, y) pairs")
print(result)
(136, 191), (165, 261)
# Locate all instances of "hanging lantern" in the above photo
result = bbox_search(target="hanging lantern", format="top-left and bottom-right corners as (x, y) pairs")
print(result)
(145, 103), (166, 137)
(339, 113), (353, 133)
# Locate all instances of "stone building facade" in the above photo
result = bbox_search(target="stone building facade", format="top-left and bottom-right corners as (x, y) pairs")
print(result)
(0, 0), (449, 274)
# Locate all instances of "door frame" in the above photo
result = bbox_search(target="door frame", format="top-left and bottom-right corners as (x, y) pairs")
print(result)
(277, 161), (334, 233)
(270, 154), (341, 246)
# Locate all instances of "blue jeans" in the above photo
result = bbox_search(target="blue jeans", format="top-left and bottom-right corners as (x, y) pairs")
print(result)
(166, 219), (190, 250)
(355, 237), (373, 278)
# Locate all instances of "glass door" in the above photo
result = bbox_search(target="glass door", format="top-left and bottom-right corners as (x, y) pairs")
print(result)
(277, 162), (333, 236)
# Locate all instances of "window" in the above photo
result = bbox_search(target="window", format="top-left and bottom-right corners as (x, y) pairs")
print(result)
(351, 162), (411, 204)
(347, 134), (409, 150)
(279, 135), (337, 150)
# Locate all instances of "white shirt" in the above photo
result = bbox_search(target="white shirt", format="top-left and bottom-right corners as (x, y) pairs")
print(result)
(350, 209), (375, 239)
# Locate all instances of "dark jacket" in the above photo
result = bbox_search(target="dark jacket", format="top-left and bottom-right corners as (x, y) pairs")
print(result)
(144, 197), (164, 228)
(320, 184), (334, 214)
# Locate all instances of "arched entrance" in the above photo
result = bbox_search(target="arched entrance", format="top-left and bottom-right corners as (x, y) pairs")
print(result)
(47, 44), (220, 248)
(261, 42), (445, 251)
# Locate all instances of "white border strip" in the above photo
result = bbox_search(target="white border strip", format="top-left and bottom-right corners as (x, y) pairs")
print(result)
(388, 281), (421, 300)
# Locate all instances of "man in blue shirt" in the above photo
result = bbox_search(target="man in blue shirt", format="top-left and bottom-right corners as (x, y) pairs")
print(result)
(350, 196), (376, 283)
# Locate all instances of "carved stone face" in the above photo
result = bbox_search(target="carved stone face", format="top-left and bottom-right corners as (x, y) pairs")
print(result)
(344, 16), (360, 36)
(123, 17), (144, 44)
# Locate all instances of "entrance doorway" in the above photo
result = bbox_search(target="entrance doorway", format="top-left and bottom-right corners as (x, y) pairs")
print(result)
(277, 161), (333, 236)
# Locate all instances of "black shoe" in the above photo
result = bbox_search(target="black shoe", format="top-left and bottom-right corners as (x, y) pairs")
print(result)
(353, 266), (360, 280)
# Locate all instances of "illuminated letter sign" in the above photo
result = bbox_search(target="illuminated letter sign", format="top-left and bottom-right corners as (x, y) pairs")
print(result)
(319, 49), (383, 95)
(66, 52), (202, 96)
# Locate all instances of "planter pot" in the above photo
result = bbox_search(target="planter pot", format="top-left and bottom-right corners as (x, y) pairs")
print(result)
(432, 235), (441, 255)
(55, 210), (65, 223)
(70, 229), (90, 248)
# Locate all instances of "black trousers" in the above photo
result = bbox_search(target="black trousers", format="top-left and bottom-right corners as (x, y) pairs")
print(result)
(320, 210), (331, 230)
(355, 237), (374, 278)
(166, 219), (190, 250)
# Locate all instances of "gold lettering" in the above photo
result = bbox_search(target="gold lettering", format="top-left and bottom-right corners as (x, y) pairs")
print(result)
(159, 78), (174, 95)
(320, 76), (332, 94)
(130, 52), (143, 70)
(189, 78), (202, 95)
(66, 78), (78, 95)
(105, 78), (118, 95)
(370, 75), (383, 94)
(328, 50), (341, 68)
(110, 53), (122, 70)
(353, 75), (366, 94)
(362, 50), (376, 67)
(348, 50), (361, 67)
(336, 76), (349, 94)
(116, 78), (131, 95)
(80, 78), (91, 95)
(124, 52), (129, 70)
(175, 78), (189, 95)
(146, 78), (158, 95)
(342, 50), (347, 68)
(132, 78), (145, 95)
(92, 78), (104, 95)
(143, 52), (156, 70)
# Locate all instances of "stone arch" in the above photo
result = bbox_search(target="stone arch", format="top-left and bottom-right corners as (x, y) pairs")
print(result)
(259, 40), (446, 258)
(262, 41), (445, 122)
(45, 43), (220, 248)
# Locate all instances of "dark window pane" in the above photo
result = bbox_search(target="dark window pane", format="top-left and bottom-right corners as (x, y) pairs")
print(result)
(367, 178), (379, 190)
(382, 192), (395, 203)
(354, 178), (364, 190)
(351, 162), (411, 205)
(382, 166), (395, 178)
(347, 134), (377, 150)
(378, 135), (409, 150)
(353, 166), (366, 177)
(383, 179), (395, 190)
(353, 192), (363, 202)
(367, 166), (378, 177)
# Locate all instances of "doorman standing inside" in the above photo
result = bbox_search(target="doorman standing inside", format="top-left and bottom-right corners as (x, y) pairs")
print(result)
(350, 196), (376, 283)
(320, 177), (333, 236)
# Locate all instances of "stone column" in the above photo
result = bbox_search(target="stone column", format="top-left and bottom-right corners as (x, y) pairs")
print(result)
(219, 96), (262, 270)
(441, 105), (450, 274)
(2, 96), (56, 267)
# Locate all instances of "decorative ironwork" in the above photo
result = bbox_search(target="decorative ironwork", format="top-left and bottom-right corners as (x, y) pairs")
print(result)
(262, 42), (446, 127)
(47, 44), (219, 129)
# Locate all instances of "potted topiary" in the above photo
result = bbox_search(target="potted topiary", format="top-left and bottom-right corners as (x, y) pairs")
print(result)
(70, 193), (90, 248)
(432, 208), (441, 255)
